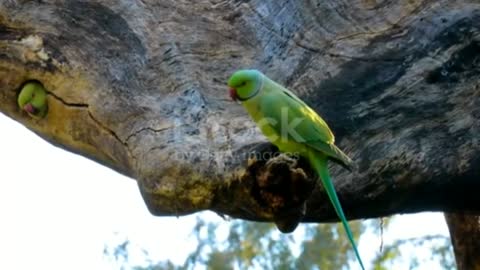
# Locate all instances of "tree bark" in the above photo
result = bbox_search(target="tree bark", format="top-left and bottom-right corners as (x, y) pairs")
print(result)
(0, 1), (479, 231)
(445, 213), (480, 270)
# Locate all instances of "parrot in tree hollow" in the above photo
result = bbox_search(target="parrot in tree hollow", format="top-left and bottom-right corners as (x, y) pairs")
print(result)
(227, 69), (365, 270)
(17, 81), (48, 118)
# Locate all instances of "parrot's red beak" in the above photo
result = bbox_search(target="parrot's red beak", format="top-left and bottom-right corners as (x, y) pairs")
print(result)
(229, 87), (238, 101)
(23, 103), (36, 114)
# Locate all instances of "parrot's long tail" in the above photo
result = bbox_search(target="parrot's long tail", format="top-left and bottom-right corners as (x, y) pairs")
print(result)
(309, 152), (365, 270)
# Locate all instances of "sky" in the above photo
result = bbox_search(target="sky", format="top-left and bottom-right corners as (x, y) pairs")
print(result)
(0, 112), (451, 270)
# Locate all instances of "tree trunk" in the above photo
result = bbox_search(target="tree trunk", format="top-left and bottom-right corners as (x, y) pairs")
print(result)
(445, 213), (480, 270)
(0, 1), (479, 233)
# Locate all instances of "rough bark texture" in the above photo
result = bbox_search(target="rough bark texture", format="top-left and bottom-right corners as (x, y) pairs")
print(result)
(445, 213), (480, 270)
(0, 1), (479, 232)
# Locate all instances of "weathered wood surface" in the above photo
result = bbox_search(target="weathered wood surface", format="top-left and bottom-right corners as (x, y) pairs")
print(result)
(0, 1), (479, 231)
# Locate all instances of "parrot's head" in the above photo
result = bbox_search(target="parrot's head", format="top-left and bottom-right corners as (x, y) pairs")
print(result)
(227, 69), (263, 102)
(17, 81), (48, 118)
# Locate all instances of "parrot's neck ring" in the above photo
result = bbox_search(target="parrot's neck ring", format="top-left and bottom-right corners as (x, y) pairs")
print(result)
(237, 74), (264, 102)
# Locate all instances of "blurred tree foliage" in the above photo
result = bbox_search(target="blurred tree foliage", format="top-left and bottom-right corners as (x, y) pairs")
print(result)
(104, 216), (455, 270)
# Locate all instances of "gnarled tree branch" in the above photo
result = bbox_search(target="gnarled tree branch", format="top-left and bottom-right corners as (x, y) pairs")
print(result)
(0, 1), (479, 233)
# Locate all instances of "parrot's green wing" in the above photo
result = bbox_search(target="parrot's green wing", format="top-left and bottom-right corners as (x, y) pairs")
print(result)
(307, 140), (354, 170)
(259, 90), (353, 169)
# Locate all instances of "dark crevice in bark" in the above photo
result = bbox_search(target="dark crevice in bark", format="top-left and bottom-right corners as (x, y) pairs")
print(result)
(46, 90), (89, 108)
(125, 126), (172, 143)
(86, 110), (135, 162)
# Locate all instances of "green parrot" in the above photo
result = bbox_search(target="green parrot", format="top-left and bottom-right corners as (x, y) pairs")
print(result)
(228, 69), (364, 270)
(17, 81), (48, 118)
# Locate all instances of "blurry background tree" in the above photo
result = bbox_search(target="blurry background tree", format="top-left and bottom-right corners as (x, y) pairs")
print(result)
(104, 217), (455, 270)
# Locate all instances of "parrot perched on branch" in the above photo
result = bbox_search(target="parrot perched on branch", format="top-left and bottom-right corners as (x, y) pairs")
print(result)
(227, 69), (364, 270)
(17, 81), (48, 118)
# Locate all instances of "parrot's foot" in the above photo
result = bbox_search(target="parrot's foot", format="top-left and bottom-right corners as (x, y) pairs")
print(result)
(245, 145), (316, 233)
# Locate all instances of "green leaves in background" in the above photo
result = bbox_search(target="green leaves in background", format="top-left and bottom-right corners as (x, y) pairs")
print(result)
(105, 216), (454, 270)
